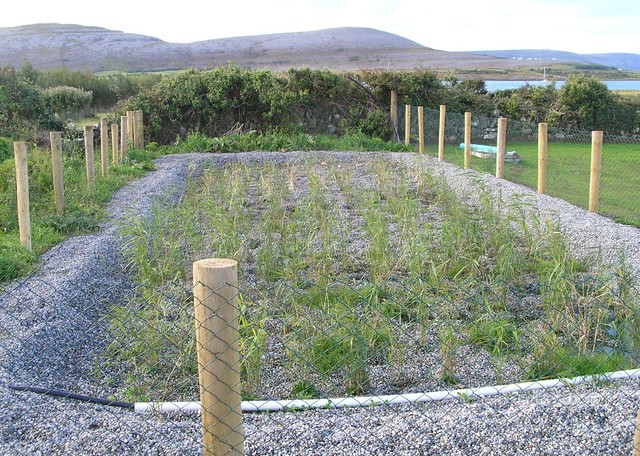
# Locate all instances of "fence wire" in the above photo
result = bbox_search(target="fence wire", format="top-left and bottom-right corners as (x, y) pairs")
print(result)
(405, 106), (640, 227)
(2, 151), (640, 455)
(2, 269), (640, 454)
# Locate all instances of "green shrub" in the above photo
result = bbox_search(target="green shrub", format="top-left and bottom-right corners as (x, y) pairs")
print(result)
(0, 66), (62, 139)
(44, 85), (93, 117)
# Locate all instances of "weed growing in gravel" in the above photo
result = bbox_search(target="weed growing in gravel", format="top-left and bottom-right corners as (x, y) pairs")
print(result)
(468, 315), (520, 357)
(285, 284), (393, 395)
(438, 325), (461, 385)
(108, 155), (640, 402)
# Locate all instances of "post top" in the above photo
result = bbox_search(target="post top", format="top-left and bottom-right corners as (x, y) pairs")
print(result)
(193, 258), (238, 269)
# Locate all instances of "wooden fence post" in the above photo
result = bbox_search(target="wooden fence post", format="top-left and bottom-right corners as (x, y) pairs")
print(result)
(83, 125), (95, 188)
(418, 106), (425, 154)
(404, 105), (411, 146)
(133, 110), (144, 150)
(589, 131), (603, 213)
(464, 112), (471, 169)
(193, 259), (245, 456)
(111, 123), (119, 166)
(120, 116), (128, 161)
(13, 141), (31, 251)
(633, 407), (640, 456)
(537, 123), (548, 194)
(496, 117), (507, 179)
(126, 111), (134, 148)
(390, 90), (398, 143)
(438, 104), (446, 161)
(100, 118), (109, 177)
(49, 132), (65, 214)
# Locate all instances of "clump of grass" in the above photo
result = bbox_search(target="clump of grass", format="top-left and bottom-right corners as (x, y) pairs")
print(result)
(291, 379), (319, 399)
(528, 343), (630, 380)
(239, 295), (268, 399)
(284, 284), (393, 395)
(104, 283), (197, 402)
(468, 315), (520, 357)
(438, 325), (461, 385)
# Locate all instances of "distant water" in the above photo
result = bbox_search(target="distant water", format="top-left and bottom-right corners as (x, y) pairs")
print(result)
(484, 80), (640, 92)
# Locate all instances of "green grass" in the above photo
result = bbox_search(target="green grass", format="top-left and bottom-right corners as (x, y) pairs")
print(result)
(614, 90), (640, 105)
(436, 140), (640, 227)
(108, 156), (640, 401)
(0, 133), (411, 285)
(0, 146), (159, 282)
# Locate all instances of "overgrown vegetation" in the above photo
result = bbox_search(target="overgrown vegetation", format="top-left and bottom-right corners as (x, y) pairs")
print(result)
(109, 157), (640, 402)
(0, 133), (411, 284)
(2, 63), (637, 146)
(17, 62), (163, 109)
(119, 67), (638, 146)
(493, 74), (639, 133)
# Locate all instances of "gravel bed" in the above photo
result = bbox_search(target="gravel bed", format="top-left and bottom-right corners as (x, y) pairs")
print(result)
(1, 151), (639, 455)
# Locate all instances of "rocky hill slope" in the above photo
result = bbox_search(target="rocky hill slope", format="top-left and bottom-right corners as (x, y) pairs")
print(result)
(0, 23), (544, 73)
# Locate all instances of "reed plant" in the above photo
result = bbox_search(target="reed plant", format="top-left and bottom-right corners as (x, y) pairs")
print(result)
(109, 154), (640, 401)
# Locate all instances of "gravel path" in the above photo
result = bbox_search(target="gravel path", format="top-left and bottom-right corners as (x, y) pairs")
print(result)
(1, 151), (639, 455)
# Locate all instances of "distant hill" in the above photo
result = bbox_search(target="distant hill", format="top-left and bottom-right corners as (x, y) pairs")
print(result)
(466, 49), (640, 71)
(0, 23), (551, 73)
(1, 24), (637, 74)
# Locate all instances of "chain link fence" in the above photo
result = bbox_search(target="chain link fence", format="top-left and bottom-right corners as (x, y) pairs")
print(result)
(401, 105), (640, 227)
(2, 264), (640, 454)
(1, 152), (640, 454)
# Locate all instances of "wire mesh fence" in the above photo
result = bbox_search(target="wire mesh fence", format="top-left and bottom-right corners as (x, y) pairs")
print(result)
(401, 105), (640, 227)
(2, 264), (640, 454)
(2, 151), (640, 454)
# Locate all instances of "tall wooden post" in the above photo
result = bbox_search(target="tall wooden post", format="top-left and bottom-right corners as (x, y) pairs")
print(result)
(50, 132), (65, 214)
(390, 90), (398, 143)
(13, 142), (31, 251)
(83, 125), (95, 189)
(418, 106), (425, 155)
(438, 104), (446, 161)
(464, 112), (471, 169)
(100, 118), (109, 177)
(111, 123), (119, 166)
(633, 407), (640, 456)
(193, 259), (245, 456)
(537, 123), (548, 194)
(589, 131), (603, 213)
(133, 110), (144, 150)
(404, 105), (411, 146)
(496, 117), (507, 179)
(126, 111), (135, 148)
(120, 116), (128, 161)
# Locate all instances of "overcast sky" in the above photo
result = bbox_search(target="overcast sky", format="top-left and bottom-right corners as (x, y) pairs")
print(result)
(1, 0), (638, 54)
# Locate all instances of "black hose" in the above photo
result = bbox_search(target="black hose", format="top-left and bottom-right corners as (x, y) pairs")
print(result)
(9, 385), (134, 410)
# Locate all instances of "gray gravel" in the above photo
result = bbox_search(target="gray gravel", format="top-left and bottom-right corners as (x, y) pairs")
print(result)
(1, 151), (639, 455)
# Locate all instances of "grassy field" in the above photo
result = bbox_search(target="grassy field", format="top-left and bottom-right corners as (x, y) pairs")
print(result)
(615, 90), (640, 105)
(434, 140), (640, 227)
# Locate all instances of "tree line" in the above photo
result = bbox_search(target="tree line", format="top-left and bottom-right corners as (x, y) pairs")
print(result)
(1, 64), (638, 147)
